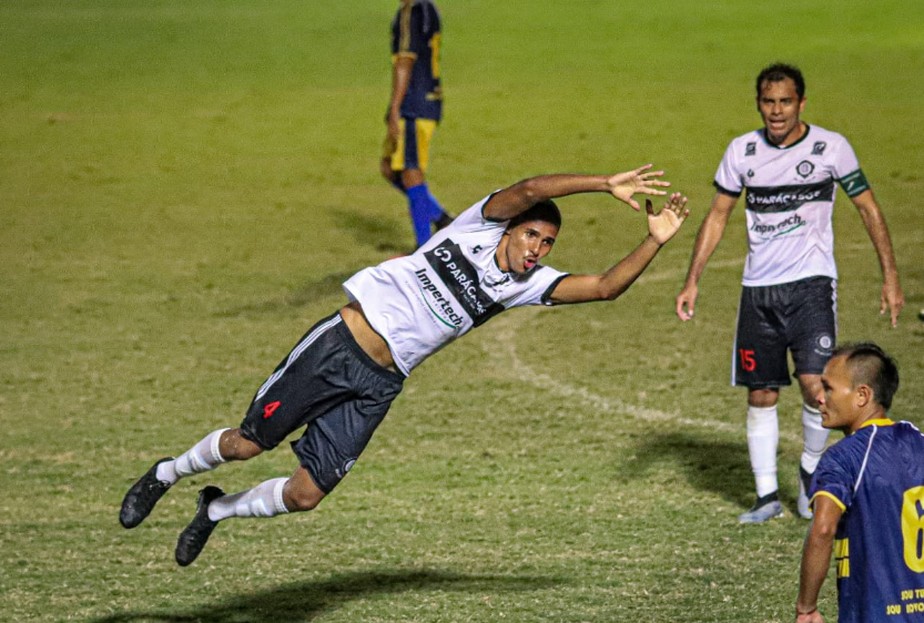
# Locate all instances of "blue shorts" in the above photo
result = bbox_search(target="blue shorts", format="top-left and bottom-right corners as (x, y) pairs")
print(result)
(240, 312), (404, 493)
(731, 276), (837, 389)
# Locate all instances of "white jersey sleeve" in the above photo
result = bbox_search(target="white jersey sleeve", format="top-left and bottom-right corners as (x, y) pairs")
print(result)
(714, 141), (746, 196)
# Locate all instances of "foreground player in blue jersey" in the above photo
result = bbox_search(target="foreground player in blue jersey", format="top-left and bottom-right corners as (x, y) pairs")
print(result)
(380, 0), (452, 248)
(119, 164), (690, 566)
(795, 342), (924, 622)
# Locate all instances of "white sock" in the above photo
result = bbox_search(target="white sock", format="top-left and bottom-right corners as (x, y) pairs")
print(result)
(207, 477), (289, 522)
(156, 428), (229, 485)
(800, 404), (829, 473)
(746, 405), (779, 498)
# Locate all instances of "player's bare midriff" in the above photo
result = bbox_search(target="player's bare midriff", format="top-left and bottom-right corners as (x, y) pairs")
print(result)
(339, 301), (398, 373)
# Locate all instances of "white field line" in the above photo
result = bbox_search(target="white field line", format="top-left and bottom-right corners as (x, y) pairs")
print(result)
(486, 309), (740, 436)
(484, 255), (804, 445)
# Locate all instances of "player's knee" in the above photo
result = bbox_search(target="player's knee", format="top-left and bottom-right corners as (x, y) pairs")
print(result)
(282, 477), (325, 512)
(219, 429), (264, 461)
(747, 388), (779, 408)
(401, 168), (424, 188)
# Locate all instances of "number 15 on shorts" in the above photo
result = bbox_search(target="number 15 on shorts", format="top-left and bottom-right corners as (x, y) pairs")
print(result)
(739, 349), (757, 372)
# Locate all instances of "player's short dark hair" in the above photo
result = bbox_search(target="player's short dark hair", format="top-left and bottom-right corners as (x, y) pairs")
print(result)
(506, 200), (562, 230)
(756, 63), (806, 100)
(833, 342), (900, 410)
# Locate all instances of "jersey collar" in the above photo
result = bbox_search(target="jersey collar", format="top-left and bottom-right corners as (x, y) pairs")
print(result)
(761, 123), (812, 150)
(857, 417), (895, 430)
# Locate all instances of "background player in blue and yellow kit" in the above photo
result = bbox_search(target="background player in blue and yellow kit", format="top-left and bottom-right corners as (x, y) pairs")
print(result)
(795, 342), (924, 622)
(380, 0), (452, 248)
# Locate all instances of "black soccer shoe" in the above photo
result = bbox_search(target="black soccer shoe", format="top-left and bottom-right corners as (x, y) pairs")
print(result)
(120, 457), (174, 529)
(175, 485), (224, 567)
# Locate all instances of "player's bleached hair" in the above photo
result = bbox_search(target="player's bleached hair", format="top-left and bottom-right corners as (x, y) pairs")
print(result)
(506, 200), (562, 230)
(756, 63), (806, 100)
(833, 342), (900, 411)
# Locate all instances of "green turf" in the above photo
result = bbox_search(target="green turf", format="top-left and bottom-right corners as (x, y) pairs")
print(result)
(1, 1), (923, 621)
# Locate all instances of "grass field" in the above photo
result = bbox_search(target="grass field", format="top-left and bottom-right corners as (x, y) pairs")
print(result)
(2, 1), (923, 621)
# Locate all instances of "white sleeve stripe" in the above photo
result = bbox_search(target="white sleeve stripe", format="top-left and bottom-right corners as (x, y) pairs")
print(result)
(254, 315), (343, 401)
(853, 425), (878, 494)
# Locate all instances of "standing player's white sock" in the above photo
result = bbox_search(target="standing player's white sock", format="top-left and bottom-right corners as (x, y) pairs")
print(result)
(746, 405), (779, 498)
(208, 477), (290, 521)
(155, 428), (229, 485)
(800, 404), (829, 473)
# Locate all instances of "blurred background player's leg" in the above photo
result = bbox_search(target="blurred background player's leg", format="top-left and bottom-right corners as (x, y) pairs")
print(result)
(382, 117), (451, 248)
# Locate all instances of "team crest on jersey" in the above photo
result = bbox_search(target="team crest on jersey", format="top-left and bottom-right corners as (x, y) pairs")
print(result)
(796, 160), (815, 179)
(745, 142), (756, 156)
(812, 141), (827, 155)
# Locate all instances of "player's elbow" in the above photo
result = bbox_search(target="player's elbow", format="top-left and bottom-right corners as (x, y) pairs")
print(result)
(600, 283), (629, 301)
(809, 518), (838, 544)
(516, 178), (548, 204)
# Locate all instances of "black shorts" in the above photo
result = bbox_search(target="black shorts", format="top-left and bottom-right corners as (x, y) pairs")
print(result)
(239, 312), (404, 493)
(732, 276), (837, 389)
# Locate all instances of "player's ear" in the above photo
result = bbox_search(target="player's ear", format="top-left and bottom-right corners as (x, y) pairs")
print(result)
(854, 383), (873, 409)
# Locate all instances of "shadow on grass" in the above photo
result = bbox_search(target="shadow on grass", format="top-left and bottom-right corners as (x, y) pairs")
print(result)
(216, 209), (413, 319)
(330, 207), (410, 255)
(92, 568), (563, 622)
(627, 430), (757, 509)
(216, 270), (359, 318)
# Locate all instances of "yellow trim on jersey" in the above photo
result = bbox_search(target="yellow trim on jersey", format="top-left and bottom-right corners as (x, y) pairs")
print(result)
(836, 557), (850, 579)
(857, 418), (894, 430)
(834, 537), (850, 578)
(811, 490), (847, 512)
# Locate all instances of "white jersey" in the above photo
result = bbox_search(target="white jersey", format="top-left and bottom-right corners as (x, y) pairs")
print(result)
(714, 124), (870, 287)
(343, 195), (568, 376)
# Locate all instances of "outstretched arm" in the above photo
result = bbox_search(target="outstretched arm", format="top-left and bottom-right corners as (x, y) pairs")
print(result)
(483, 164), (670, 222)
(850, 189), (904, 327)
(795, 496), (842, 623)
(549, 194), (689, 304)
(675, 192), (737, 321)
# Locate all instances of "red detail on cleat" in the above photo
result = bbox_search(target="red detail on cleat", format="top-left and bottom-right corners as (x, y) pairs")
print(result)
(262, 401), (281, 419)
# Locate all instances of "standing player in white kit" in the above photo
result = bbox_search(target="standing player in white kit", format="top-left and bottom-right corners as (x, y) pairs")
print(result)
(675, 63), (904, 523)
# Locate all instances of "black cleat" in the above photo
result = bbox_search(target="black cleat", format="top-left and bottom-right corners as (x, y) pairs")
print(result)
(175, 486), (224, 566)
(797, 465), (815, 519)
(120, 457), (174, 529)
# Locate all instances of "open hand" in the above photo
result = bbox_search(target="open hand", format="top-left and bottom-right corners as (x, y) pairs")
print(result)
(607, 164), (671, 210)
(646, 192), (689, 245)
